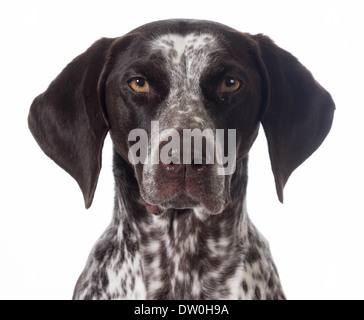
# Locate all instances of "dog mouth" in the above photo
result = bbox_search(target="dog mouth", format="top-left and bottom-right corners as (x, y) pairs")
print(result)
(139, 171), (229, 216)
(140, 189), (201, 215)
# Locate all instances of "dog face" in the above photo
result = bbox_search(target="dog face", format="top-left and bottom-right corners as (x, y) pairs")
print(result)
(28, 20), (335, 214)
(104, 30), (263, 214)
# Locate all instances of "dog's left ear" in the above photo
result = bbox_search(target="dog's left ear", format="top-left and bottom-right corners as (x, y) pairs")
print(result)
(28, 38), (115, 209)
(253, 34), (335, 202)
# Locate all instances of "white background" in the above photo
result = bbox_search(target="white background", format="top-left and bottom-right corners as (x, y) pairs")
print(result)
(1, 0), (363, 300)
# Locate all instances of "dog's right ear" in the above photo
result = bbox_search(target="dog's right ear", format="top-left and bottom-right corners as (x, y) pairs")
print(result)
(28, 37), (116, 209)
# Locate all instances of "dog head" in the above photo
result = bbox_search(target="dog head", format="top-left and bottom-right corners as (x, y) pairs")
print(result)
(28, 19), (335, 214)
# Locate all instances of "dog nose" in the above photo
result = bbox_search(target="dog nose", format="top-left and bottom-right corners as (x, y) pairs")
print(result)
(186, 158), (209, 176)
(160, 157), (208, 177)
(161, 156), (184, 176)
(158, 127), (213, 177)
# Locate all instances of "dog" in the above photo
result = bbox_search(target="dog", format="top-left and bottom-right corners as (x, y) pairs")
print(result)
(28, 19), (335, 299)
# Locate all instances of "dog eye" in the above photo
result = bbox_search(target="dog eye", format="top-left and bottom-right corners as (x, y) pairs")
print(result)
(128, 77), (150, 93)
(221, 77), (241, 93)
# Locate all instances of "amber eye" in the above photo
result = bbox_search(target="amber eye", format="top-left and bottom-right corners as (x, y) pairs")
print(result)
(221, 77), (241, 93)
(128, 77), (150, 93)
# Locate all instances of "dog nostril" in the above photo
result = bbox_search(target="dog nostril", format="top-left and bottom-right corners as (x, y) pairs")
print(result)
(190, 158), (208, 174)
(170, 157), (180, 165)
(166, 163), (180, 170)
(161, 159), (184, 175)
(165, 157), (180, 166)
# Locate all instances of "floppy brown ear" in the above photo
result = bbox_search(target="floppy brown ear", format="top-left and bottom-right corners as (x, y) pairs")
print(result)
(28, 38), (115, 208)
(253, 34), (335, 202)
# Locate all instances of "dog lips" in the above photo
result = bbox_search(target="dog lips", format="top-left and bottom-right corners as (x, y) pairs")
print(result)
(145, 203), (158, 214)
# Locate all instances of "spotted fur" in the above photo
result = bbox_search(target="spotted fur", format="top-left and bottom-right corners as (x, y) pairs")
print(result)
(73, 156), (285, 300)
